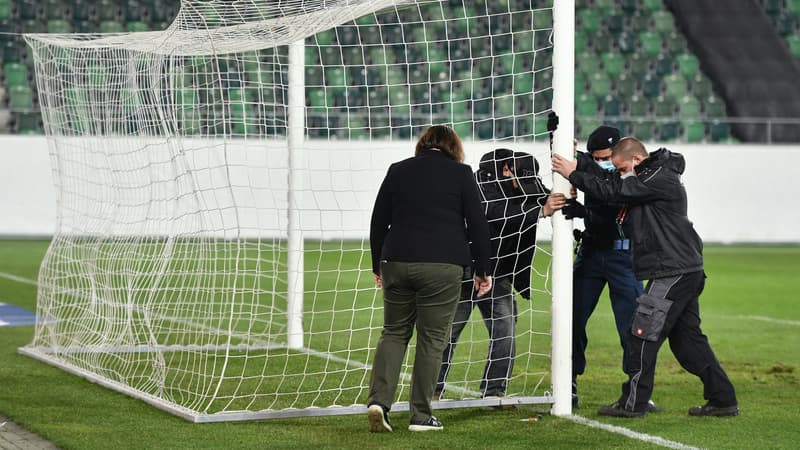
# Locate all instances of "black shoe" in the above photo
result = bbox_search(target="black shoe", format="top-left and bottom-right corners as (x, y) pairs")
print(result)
(688, 402), (739, 417)
(368, 404), (393, 432)
(646, 400), (662, 413)
(572, 379), (579, 409)
(408, 416), (444, 431)
(597, 401), (646, 418)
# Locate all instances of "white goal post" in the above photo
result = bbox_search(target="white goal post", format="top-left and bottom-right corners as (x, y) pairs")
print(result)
(20, 0), (574, 422)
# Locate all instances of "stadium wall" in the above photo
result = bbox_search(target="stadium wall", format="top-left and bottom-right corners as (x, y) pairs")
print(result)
(0, 135), (795, 243)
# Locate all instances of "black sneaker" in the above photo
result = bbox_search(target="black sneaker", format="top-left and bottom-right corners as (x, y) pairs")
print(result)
(408, 416), (444, 431)
(572, 379), (579, 409)
(688, 402), (739, 417)
(368, 404), (393, 432)
(646, 400), (662, 413)
(597, 401), (646, 418)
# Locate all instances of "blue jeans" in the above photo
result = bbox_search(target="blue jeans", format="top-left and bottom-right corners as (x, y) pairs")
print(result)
(572, 245), (643, 377)
(436, 277), (516, 396)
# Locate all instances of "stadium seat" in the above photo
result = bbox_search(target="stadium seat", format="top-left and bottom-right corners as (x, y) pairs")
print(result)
(652, 11), (674, 35)
(589, 72), (611, 100)
(0, 0), (10, 21)
(97, 0), (121, 21)
(593, 0), (615, 16)
(653, 53), (674, 77)
(630, 119), (656, 141)
(664, 31), (689, 55)
(787, 34), (800, 58)
(576, 51), (598, 77)
(606, 14), (624, 36)
(47, 20), (71, 34)
(18, 1), (37, 20)
(601, 51), (624, 77)
(688, 73), (713, 98)
(684, 121), (705, 142)
(44, 0), (66, 20)
(620, 0), (638, 15)
(709, 120), (730, 142)
(21, 19), (46, 34)
(70, 0), (91, 22)
(578, 9), (601, 34)
(613, 72), (636, 97)
(627, 94), (649, 116)
(678, 95), (702, 119)
(8, 85), (34, 111)
(789, 0), (800, 16)
(658, 121), (681, 141)
(576, 93), (597, 117)
(15, 112), (42, 134)
(653, 95), (676, 117)
(639, 31), (663, 57)
(513, 73), (533, 95)
(641, 74), (662, 98)
(601, 94), (622, 117)
(123, 0), (145, 21)
(100, 21), (125, 33)
(664, 74), (687, 100)
(704, 95), (726, 117)
(127, 21), (150, 32)
(3, 62), (29, 87)
(626, 52), (649, 79)
(642, 0), (663, 13)
(615, 31), (638, 54)
(677, 53), (700, 79)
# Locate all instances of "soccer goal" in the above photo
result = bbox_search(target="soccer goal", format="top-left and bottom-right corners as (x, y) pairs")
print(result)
(20, 0), (574, 422)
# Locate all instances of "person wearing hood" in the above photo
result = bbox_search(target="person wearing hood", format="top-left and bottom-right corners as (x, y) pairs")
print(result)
(435, 148), (567, 400)
(552, 137), (739, 418)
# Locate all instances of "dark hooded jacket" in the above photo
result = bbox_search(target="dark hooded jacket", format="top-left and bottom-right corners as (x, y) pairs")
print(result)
(568, 148), (703, 280)
(476, 149), (549, 299)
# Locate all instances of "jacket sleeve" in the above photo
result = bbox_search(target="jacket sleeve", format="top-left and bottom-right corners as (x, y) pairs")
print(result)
(569, 169), (663, 205)
(369, 166), (393, 275)
(463, 166), (491, 277)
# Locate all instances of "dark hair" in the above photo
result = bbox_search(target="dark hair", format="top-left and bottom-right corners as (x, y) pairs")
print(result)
(612, 137), (648, 159)
(415, 125), (465, 162)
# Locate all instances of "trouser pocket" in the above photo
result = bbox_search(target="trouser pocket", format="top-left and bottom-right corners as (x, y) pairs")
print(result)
(630, 293), (673, 342)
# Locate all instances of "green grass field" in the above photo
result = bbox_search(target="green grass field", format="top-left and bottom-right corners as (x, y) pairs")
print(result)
(1, 240), (798, 449)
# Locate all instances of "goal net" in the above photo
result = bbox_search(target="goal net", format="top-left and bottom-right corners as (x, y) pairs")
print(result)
(21, 0), (568, 422)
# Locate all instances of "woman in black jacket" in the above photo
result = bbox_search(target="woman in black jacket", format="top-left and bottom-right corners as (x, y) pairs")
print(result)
(367, 125), (492, 432)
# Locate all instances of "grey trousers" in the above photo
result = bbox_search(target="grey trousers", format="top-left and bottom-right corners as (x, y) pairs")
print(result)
(368, 261), (463, 423)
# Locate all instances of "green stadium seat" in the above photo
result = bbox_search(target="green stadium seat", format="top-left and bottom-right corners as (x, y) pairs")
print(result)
(575, 71), (586, 96)
(620, 0), (638, 15)
(16, 112), (42, 134)
(593, 0), (615, 16)
(789, 0), (800, 16)
(677, 53), (699, 79)
(641, 73), (662, 98)
(678, 95), (702, 119)
(652, 11), (674, 35)
(664, 31), (688, 55)
(709, 120), (730, 142)
(589, 72), (612, 100)
(592, 29), (613, 52)
(44, 0), (66, 20)
(614, 73), (637, 97)
(684, 121), (705, 142)
(8, 85), (34, 111)
(642, 0), (663, 13)
(653, 95), (675, 117)
(626, 52), (648, 79)
(22, 19), (46, 34)
(97, 0), (120, 21)
(653, 53), (674, 76)
(578, 9), (601, 34)
(688, 73), (713, 98)
(494, 95), (515, 117)
(0, 0), (11, 21)
(601, 51), (624, 77)
(763, 0), (782, 17)
(630, 119), (656, 141)
(513, 73), (533, 95)
(123, 0), (145, 21)
(787, 34), (800, 58)
(704, 95), (726, 117)
(627, 94), (649, 116)
(18, 1), (37, 20)
(658, 121), (681, 141)
(532, 8), (551, 30)
(100, 21), (125, 33)
(3, 62), (29, 87)
(664, 74), (687, 100)
(127, 21), (150, 32)
(47, 20), (72, 34)
(70, 0), (91, 21)
(576, 51), (598, 77)
(575, 30), (588, 54)
(576, 93), (597, 117)
(639, 31), (663, 57)
(602, 94), (622, 117)
(606, 14), (624, 35)
(615, 31), (638, 54)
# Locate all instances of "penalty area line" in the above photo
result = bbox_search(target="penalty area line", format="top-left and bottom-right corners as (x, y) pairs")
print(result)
(0, 271), (38, 286)
(566, 415), (700, 450)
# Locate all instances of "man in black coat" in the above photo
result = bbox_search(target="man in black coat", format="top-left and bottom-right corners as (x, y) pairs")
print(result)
(436, 149), (566, 399)
(552, 137), (738, 418)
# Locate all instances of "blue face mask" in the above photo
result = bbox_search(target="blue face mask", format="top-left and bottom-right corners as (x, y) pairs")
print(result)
(596, 160), (615, 172)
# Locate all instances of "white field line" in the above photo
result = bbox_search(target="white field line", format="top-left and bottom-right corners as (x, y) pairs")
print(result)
(567, 415), (700, 450)
(0, 269), (482, 397)
(592, 309), (800, 327)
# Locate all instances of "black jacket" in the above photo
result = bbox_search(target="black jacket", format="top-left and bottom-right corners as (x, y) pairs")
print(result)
(575, 151), (635, 248)
(477, 150), (548, 299)
(568, 148), (703, 280)
(370, 149), (491, 277)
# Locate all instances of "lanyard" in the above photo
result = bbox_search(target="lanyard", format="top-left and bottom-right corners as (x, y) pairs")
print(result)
(615, 207), (628, 240)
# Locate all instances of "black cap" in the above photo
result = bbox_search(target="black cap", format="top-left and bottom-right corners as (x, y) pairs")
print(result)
(586, 125), (621, 152)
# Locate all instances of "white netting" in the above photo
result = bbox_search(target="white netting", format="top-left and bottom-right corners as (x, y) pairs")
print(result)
(22, 0), (558, 421)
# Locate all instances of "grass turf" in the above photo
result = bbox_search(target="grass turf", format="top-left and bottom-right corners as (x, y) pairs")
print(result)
(0, 241), (798, 449)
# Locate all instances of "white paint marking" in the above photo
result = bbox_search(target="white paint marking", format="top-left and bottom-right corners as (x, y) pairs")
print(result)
(740, 315), (800, 326)
(567, 415), (700, 450)
(0, 271), (38, 286)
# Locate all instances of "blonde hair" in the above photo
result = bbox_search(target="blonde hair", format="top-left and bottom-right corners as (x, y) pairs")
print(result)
(612, 137), (648, 159)
(415, 125), (465, 162)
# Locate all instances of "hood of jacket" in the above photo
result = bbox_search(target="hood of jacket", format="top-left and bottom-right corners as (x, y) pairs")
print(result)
(641, 148), (686, 176)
